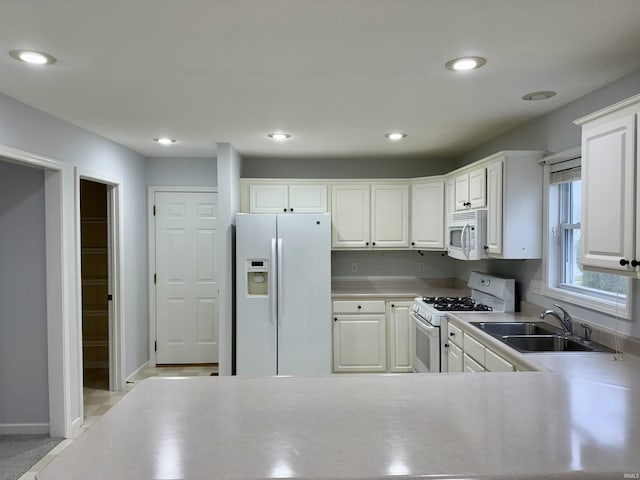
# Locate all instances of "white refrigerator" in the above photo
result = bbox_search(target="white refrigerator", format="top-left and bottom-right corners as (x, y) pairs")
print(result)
(235, 213), (331, 376)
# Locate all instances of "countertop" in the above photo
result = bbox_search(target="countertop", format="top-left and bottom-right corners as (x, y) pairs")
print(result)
(36, 371), (640, 480)
(331, 276), (468, 298)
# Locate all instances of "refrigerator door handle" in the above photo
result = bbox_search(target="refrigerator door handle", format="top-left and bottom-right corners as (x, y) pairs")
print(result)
(270, 238), (277, 324)
(277, 238), (284, 324)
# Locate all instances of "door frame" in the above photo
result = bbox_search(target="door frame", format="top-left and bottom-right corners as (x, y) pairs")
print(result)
(74, 168), (124, 421)
(0, 144), (69, 437)
(147, 186), (218, 367)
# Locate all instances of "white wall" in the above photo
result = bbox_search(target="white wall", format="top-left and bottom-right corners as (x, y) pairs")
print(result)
(0, 92), (148, 433)
(146, 157), (217, 186)
(216, 144), (242, 375)
(0, 161), (48, 426)
(454, 69), (640, 338)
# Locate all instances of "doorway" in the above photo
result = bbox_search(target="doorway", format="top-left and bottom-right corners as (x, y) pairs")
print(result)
(79, 179), (111, 390)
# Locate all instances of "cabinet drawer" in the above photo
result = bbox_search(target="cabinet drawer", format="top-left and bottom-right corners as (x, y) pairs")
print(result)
(463, 334), (486, 365)
(485, 348), (515, 372)
(332, 300), (386, 314)
(463, 353), (485, 373)
(447, 322), (463, 347)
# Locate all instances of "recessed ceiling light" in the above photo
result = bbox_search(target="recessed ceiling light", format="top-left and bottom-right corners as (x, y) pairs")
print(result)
(267, 133), (291, 141)
(445, 56), (487, 71)
(9, 49), (57, 65)
(385, 132), (407, 141)
(521, 90), (557, 101)
(154, 137), (176, 145)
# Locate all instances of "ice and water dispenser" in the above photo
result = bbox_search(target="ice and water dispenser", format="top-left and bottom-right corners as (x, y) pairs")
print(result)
(245, 259), (269, 296)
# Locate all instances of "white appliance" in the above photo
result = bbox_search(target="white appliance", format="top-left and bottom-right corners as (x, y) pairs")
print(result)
(411, 271), (515, 373)
(235, 213), (332, 376)
(447, 209), (488, 260)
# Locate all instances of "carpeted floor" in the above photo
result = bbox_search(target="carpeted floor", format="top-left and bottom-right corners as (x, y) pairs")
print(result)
(0, 435), (62, 480)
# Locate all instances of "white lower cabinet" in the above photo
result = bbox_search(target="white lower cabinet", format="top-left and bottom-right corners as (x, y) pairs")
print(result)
(447, 341), (463, 373)
(463, 353), (486, 373)
(332, 300), (386, 373)
(447, 319), (516, 373)
(388, 301), (413, 372)
(332, 298), (413, 373)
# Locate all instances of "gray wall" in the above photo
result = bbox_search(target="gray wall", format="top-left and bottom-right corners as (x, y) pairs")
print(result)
(332, 251), (458, 278)
(146, 157), (217, 186)
(455, 69), (640, 338)
(0, 92), (148, 430)
(0, 161), (48, 425)
(242, 155), (459, 178)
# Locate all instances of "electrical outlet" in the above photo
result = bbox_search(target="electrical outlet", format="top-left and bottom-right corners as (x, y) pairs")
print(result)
(351, 263), (358, 273)
(418, 262), (425, 273)
(529, 280), (542, 294)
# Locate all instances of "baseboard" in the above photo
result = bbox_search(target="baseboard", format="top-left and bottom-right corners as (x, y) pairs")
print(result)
(125, 360), (148, 384)
(70, 416), (83, 438)
(0, 423), (50, 435)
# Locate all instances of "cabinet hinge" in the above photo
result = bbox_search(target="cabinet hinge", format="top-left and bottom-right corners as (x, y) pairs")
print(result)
(154, 273), (157, 284)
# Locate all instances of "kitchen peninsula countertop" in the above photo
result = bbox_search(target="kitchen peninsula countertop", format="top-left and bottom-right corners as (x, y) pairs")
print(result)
(37, 370), (640, 480)
(331, 276), (468, 298)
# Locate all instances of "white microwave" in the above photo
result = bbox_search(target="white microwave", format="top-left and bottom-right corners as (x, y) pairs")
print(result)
(447, 209), (488, 260)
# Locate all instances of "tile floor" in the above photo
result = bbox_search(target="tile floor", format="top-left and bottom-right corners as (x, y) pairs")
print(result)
(17, 365), (218, 480)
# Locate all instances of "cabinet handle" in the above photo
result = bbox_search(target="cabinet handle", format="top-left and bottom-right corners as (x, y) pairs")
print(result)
(632, 260), (640, 268)
(391, 304), (395, 308)
(357, 305), (362, 310)
(334, 317), (337, 322)
(290, 208), (294, 212)
(283, 208), (288, 212)
(411, 242), (415, 246)
(449, 332), (455, 337)
(366, 242), (369, 246)
(483, 245), (489, 250)
(444, 343), (449, 349)
(620, 258), (630, 266)
(372, 242), (376, 246)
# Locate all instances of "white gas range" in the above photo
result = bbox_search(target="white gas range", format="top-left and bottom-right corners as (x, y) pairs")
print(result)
(411, 271), (515, 373)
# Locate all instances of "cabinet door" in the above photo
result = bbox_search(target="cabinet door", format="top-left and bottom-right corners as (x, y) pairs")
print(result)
(444, 178), (455, 247)
(249, 184), (289, 213)
(411, 181), (445, 249)
(288, 184), (328, 213)
(581, 114), (636, 272)
(468, 167), (487, 209)
(447, 342), (463, 373)
(371, 184), (409, 248)
(332, 314), (386, 372)
(388, 302), (413, 372)
(486, 160), (503, 255)
(331, 185), (370, 248)
(484, 348), (515, 372)
(454, 173), (470, 210)
(463, 353), (485, 373)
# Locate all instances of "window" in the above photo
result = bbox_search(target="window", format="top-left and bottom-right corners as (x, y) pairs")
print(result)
(545, 155), (630, 317)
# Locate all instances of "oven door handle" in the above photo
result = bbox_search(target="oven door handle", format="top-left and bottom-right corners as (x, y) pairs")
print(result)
(411, 313), (439, 335)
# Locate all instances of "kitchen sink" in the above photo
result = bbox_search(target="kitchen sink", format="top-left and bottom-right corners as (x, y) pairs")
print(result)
(501, 335), (593, 352)
(470, 321), (559, 336)
(469, 321), (616, 353)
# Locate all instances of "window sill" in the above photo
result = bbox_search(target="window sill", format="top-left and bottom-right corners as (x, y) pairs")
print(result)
(542, 285), (630, 320)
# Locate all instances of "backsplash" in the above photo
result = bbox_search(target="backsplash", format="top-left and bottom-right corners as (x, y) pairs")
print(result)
(331, 250), (459, 278)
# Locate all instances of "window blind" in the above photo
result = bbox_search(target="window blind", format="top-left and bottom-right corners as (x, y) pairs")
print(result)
(550, 157), (581, 184)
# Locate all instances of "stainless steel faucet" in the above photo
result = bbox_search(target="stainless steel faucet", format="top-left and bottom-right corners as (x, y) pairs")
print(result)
(540, 304), (573, 336)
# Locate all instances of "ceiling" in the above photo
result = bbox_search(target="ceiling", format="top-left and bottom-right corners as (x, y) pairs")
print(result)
(2, 0), (640, 160)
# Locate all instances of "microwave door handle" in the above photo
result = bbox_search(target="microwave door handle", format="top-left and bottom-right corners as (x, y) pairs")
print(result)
(461, 222), (469, 257)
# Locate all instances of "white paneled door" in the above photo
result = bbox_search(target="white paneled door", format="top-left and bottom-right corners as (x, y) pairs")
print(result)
(155, 191), (218, 363)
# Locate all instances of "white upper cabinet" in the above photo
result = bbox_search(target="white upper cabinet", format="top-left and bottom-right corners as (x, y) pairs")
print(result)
(411, 180), (445, 250)
(249, 184), (327, 213)
(575, 95), (639, 275)
(484, 151), (545, 259)
(331, 183), (409, 249)
(331, 184), (371, 248)
(455, 167), (486, 210)
(371, 184), (409, 248)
